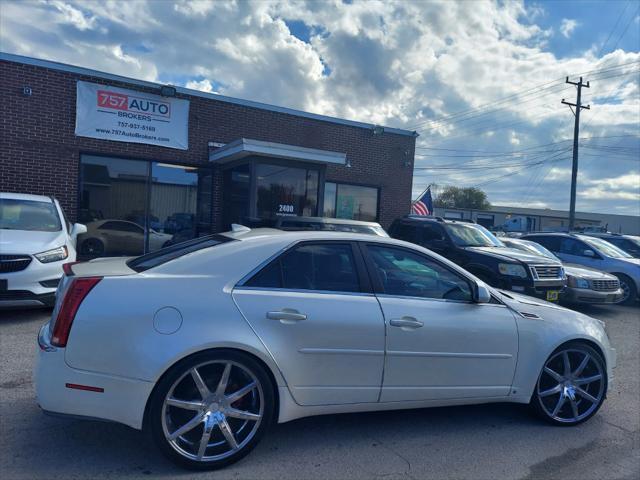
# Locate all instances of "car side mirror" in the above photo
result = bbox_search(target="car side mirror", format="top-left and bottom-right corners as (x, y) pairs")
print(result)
(71, 223), (87, 237)
(583, 249), (596, 258)
(474, 282), (492, 304)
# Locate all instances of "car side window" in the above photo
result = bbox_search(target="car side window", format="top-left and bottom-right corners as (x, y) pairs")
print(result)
(245, 243), (361, 293)
(529, 236), (561, 252)
(367, 245), (472, 302)
(422, 224), (445, 242)
(559, 238), (589, 256)
(392, 224), (421, 244)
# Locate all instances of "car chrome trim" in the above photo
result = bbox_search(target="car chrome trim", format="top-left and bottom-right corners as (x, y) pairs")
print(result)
(298, 348), (384, 356)
(38, 323), (57, 352)
(234, 286), (375, 297)
(386, 350), (513, 359)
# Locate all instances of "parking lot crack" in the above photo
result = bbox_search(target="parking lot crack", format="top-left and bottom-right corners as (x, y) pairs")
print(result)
(369, 435), (417, 480)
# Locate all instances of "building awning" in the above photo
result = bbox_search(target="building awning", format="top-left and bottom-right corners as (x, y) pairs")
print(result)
(209, 138), (347, 165)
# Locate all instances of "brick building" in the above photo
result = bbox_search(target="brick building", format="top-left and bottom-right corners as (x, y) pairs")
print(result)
(0, 53), (416, 257)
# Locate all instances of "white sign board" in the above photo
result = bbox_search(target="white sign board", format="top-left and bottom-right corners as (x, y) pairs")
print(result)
(75, 81), (189, 150)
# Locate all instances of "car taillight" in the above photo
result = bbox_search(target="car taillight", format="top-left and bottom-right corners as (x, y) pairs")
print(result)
(63, 261), (81, 276)
(50, 277), (102, 347)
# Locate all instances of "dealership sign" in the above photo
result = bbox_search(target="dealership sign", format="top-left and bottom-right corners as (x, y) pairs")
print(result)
(75, 81), (189, 150)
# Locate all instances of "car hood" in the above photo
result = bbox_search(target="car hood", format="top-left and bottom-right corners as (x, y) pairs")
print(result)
(496, 289), (566, 311)
(0, 229), (67, 255)
(495, 289), (607, 339)
(464, 246), (559, 265)
(563, 264), (617, 280)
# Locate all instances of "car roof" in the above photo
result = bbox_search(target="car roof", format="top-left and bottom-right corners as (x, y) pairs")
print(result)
(222, 227), (407, 244)
(0, 192), (54, 203)
(396, 215), (474, 225)
(275, 216), (382, 227)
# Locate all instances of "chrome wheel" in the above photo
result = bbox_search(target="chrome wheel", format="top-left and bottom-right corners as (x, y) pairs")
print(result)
(536, 348), (605, 424)
(161, 360), (264, 462)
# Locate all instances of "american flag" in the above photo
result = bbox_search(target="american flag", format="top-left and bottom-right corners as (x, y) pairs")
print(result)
(411, 187), (434, 216)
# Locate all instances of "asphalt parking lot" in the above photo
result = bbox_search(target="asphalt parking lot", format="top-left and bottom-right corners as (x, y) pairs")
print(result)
(1, 304), (638, 480)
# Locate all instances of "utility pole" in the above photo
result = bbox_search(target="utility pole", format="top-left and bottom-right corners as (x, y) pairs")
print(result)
(562, 77), (590, 231)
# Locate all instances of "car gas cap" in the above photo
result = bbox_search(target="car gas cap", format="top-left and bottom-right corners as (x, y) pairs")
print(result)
(153, 307), (183, 335)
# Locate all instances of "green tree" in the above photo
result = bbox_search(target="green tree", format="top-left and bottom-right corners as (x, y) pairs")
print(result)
(433, 186), (491, 210)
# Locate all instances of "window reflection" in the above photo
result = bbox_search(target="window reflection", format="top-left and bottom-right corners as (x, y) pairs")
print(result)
(323, 183), (378, 222)
(78, 155), (210, 258)
(255, 164), (318, 221)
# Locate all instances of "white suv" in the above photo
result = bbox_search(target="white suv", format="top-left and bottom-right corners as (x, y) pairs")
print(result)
(0, 193), (86, 308)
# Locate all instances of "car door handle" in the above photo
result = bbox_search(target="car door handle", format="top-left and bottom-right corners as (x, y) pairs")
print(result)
(266, 310), (307, 323)
(389, 317), (424, 329)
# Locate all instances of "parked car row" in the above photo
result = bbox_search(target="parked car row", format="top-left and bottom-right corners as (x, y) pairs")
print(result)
(1, 191), (638, 309)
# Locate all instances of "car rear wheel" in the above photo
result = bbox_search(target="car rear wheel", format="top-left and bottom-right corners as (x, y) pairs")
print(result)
(531, 343), (606, 426)
(149, 350), (274, 470)
(614, 274), (636, 305)
(80, 238), (104, 257)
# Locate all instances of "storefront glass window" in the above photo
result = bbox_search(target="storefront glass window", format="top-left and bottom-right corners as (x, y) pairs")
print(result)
(149, 163), (199, 251)
(255, 164), (318, 220)
(323, 182), (378, 222)
(78, 155), (211, 258)
(223, 164), (251, 227)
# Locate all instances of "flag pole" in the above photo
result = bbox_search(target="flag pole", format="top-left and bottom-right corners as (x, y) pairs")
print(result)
(410, 183), (432, 214)
(412, 183), (432, 203)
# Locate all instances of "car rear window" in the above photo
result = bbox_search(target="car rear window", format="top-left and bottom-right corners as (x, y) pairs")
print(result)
(127, 234), (234, 272)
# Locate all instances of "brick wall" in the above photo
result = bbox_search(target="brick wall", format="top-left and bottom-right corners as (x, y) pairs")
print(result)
(0, 59), (415, 230)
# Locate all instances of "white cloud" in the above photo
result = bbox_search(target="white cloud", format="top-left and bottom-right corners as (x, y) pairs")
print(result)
(0, 0), (638, 214)
(560, 18), (579, 38)
(185, 78), (217, 93)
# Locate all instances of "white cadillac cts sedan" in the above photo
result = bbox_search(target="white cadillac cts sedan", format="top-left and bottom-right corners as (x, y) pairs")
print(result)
(36, 228), (616, 470)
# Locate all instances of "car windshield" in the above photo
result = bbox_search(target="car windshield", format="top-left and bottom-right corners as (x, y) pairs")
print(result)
(0, 198), (62, 232)
(580, 236), (632, 259)
(444, 223), (504, 247)
(505, 240), (560, 261)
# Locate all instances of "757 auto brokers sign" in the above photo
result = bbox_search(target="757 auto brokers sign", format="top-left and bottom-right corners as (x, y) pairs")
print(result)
(75, 81), (189, 150)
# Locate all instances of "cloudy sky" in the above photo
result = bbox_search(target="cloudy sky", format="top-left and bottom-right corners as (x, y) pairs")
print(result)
(1, 0), (639, 215)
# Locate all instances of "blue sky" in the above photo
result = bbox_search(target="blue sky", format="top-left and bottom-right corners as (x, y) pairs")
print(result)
(1, 0), (638, 215)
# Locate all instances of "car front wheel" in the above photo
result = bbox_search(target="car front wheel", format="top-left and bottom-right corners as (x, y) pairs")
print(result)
(149, 350), (275, 470)
(531, 343), (606, 426)
(614, 274), (637, 305)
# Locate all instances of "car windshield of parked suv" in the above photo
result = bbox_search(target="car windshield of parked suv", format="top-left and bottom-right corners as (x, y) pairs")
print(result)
(580, 235), (632, 259)
(0, 198), (61, 232)
(444, 223), (504, 247)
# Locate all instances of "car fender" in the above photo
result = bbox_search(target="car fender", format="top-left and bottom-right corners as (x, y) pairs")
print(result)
(508, 305), (613, 401)
(64, 275), (287, 388)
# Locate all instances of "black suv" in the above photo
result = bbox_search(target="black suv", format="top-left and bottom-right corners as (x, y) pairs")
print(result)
(389, 216), (566, 301)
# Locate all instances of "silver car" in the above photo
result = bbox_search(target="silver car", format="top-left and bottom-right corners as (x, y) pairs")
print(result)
(36, 228), (616, 470)
(501, 238), (623, 305)
(523, 233), (640, 304)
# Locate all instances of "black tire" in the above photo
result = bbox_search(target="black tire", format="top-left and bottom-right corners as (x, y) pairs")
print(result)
(531, 342), (607, 426)
(614, 274), (637, 305)
(80, 238), (104, 257)
(148, 350), (275, 470)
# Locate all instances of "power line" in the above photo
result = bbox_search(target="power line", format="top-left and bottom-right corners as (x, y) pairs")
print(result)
(597, 1), (631, 57)
(608, 4), (640, 53)
(409, 60), (640, 131)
